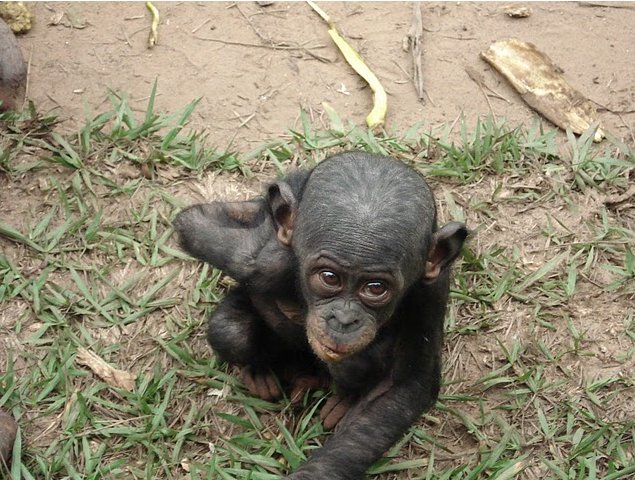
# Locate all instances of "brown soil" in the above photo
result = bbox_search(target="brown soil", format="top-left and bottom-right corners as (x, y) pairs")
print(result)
(2, 1), (635, 478)
(13, 1), (635, 149)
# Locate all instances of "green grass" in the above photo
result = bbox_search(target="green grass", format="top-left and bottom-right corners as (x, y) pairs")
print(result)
(1, 90), (634, 479)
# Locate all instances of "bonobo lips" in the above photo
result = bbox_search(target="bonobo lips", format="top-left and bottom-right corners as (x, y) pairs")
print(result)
(315, 338), (354, 362)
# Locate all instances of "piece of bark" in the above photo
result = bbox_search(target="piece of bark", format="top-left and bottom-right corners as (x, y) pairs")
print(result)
(0, 19), (26, 111)
(481, 39), (605, 142)
(0, 409), (18, 466)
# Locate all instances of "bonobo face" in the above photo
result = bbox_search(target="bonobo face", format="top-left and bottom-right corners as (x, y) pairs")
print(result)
(289, 153), (438, 363)
(301, 250), (405, 363)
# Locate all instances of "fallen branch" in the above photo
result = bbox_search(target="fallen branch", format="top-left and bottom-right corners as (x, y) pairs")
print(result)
(406, 4), (425, 103)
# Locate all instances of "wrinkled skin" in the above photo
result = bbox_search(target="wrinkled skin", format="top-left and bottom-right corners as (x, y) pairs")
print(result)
(174, 152), (468, 479)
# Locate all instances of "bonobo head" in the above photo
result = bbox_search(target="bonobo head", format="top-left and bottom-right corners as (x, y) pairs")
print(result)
(269, 152), (467, 363)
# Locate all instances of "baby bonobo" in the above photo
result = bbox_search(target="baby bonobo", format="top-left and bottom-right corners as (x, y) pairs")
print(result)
(174, 151), (467, 479)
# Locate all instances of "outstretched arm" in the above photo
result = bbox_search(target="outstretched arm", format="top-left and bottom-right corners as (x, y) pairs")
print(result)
(287, 371), (439, 480)
(173, 199), (271, 281)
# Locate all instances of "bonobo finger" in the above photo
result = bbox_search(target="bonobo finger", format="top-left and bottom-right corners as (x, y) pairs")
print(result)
(320, 394), (353, 430)
(290, 374), (330, 403)
(241, 366), (282, 401)
(320, 394), (343, 418)
(240, 366), (259, 396)
(263, 372), (282, 400)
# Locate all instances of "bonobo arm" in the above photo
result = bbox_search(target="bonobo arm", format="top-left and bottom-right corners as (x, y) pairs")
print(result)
(174, 200), (270, 282)
(287, 377), (436, 480)
(287, 277), (447, 480)
(173, 169), (311, 284)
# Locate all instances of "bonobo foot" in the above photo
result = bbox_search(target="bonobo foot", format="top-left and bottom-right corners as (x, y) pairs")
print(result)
(241, 366), (330, 404)
(240, 366), (282, 401)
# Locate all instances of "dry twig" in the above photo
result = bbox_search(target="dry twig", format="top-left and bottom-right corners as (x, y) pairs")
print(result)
(146, 1), (159, 48)
(406, 4), (425, 103)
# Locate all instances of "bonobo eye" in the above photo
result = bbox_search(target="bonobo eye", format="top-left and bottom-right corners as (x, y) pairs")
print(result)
(319, 270), (341, 288)
(364, 282), (387, 296)
(359, 281), (391, 306)
(308, 269), (342, 296)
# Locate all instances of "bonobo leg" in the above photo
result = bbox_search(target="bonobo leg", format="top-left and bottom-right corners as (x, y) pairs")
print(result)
(207, 287), (284, 400)
(208, 287), (327, 401)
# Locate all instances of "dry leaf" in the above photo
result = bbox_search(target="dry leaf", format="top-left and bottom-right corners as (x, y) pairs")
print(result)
(307, 0), (387, 129)
(76, 347), (137, 391)
(481, 39), (605, 142)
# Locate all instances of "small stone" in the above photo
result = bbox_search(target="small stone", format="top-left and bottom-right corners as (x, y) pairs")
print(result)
(504, 6), (532, 18)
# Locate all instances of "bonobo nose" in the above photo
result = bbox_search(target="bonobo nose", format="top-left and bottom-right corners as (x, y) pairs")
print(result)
(326, 311), (362, 333)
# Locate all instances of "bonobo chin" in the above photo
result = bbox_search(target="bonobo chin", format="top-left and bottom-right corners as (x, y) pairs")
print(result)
(174, 151), (468, 479)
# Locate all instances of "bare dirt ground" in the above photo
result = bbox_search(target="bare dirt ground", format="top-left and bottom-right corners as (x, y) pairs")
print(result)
(14, 1), (635, 150)
(1, 1), (634, 478)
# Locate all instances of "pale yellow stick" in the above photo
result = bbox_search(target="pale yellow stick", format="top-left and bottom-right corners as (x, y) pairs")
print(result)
(146, 1), (159, 48)
(307, 1), (387, 129)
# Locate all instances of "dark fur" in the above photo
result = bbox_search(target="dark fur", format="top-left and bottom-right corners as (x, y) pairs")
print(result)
(174, 152), (467, 479)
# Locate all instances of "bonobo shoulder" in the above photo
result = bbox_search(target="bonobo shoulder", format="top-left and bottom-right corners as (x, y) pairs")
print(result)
(281, 168), (312, 202)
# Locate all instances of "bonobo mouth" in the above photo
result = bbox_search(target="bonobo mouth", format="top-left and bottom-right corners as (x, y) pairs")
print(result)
(321, 342), (347, 361)
(308, 335), (357, 363)
(306, 312), (374, 363)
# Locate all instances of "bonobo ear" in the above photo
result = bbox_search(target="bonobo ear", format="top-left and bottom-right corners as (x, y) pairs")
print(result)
(424, 222), (468, 281)
(268, 181), (298, 246)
